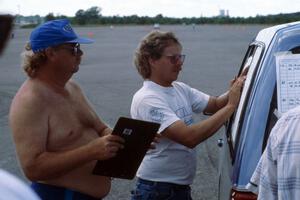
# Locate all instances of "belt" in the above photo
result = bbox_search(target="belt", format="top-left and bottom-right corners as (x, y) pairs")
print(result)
(137, 178), (190, 190)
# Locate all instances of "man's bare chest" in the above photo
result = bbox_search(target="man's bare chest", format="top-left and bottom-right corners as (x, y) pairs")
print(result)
(46, 97), (97, 149)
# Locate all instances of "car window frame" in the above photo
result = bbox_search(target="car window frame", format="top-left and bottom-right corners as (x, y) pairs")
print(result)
(226, 42), (265, 161)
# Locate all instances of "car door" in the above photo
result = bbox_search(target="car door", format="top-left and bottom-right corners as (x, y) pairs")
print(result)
(218, 42), (265, 200)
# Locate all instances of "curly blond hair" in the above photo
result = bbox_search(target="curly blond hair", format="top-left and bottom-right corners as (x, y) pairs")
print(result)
(134, 30), (181, 79)
(21, 43), (47, 78)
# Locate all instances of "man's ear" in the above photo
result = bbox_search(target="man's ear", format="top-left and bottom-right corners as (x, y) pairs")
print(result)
(148, 57), (156, 67)
(45, 48), (56, 60)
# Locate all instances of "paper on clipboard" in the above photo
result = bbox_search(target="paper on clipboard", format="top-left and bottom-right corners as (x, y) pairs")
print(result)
(276, 53), (300, 116)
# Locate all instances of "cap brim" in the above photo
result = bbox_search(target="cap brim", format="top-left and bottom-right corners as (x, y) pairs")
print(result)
(67, 37), (94, 44)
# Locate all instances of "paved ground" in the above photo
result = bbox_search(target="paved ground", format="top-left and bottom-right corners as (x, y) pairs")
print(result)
(0, 24), (267, 200)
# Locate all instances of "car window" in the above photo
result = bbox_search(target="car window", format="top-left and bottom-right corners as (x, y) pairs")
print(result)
(262, 86), (278, 151)
(226, 43), (264, 159)
(263, 45), (300, 151)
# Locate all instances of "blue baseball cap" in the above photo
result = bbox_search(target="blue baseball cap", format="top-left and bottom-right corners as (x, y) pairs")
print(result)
(30, 19), (93, 53)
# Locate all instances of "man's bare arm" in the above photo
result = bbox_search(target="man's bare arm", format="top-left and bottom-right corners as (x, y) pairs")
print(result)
(70, 80), (111, 136)
(204, 72), (247, 114)
(163, 104), (235, 148)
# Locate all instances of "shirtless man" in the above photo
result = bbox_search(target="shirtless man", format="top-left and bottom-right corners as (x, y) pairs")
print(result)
(9, 19), (124, 200)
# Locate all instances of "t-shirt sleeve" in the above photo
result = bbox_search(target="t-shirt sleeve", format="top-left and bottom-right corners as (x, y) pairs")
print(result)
(178, 82), (210, 113)
(189, 87), (210, 113)
(131, 95), (180, 134)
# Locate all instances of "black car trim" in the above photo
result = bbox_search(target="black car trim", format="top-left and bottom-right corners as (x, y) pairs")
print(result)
(226, 41), (265, 164)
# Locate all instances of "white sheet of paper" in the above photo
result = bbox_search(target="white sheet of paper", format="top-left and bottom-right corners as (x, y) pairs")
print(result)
(276, 54), (300, 115)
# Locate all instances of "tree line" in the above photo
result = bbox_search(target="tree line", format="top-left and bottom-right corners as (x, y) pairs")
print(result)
(16, 6), (300, 27)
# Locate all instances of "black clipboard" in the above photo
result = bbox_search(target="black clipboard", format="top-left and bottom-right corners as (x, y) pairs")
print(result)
(92, 117), (160, 179)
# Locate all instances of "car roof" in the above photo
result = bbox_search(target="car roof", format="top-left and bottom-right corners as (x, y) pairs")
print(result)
(256, 21), (300, 46)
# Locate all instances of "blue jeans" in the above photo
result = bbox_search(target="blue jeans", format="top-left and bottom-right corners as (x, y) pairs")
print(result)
(131, 178), (192, 200)
(31, 182), (102, 200)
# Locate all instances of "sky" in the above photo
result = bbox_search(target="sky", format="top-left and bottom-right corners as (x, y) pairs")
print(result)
(0, 0), (300, 18)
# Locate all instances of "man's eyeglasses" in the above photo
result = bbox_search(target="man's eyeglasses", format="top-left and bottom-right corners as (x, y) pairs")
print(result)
(162, 54), (186, 64)
(58, 43), (82, 56)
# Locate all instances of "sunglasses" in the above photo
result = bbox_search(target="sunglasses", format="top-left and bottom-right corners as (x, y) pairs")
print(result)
(58, 43), (82, 56)
(162, 54), (186, 64)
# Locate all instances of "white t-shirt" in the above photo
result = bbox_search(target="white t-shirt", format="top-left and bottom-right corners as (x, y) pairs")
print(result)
(0, 169), (40, 200)
(130, 80), (210, 185)
(248, 105), (300, 200)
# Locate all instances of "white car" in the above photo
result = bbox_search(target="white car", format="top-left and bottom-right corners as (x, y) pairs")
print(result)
(153, 23), (160, 29)
(219, 21), (300, 200)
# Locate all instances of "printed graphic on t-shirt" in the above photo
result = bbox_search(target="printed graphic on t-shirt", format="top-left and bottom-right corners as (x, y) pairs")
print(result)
(175, 107), (188, 118)
(149, 108), (164, 123)
(175, 107), (193, 125)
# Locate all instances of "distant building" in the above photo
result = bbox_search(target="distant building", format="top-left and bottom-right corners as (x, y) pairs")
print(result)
(219, 9), (230, 17)
(219, 9), (225, 17)
(14, 15), (43, 26)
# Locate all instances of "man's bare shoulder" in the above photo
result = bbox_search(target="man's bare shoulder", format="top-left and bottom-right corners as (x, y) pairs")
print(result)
(10, 79), (51, 118)
(67, 79), (83, 92)
(67, 79), (87, 100)
(9, 79), (52, 140)
(13, 79), (50, 104)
